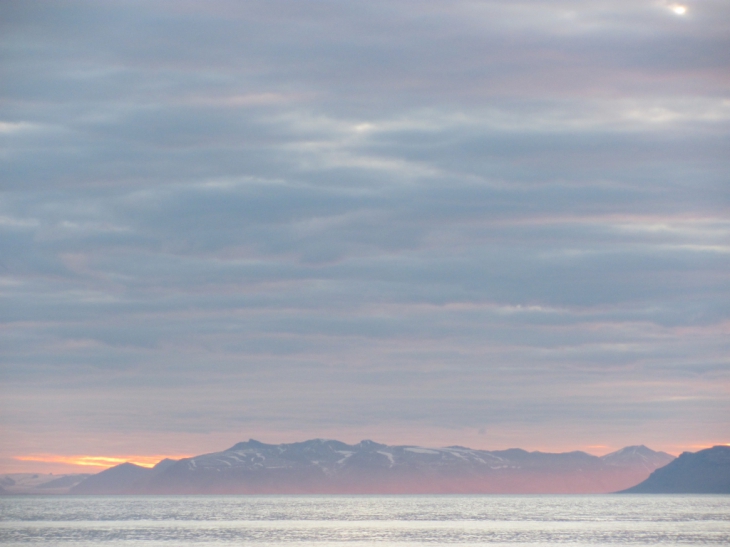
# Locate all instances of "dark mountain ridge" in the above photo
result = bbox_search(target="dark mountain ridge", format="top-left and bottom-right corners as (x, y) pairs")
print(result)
(619, 445), (730, 493)
(69, 439), (674, 495)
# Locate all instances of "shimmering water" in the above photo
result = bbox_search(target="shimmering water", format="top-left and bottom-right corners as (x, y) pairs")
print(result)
(1, 495), (728, 546)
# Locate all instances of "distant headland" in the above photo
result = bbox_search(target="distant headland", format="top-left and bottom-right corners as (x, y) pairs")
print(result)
(619, 445), (730, 494)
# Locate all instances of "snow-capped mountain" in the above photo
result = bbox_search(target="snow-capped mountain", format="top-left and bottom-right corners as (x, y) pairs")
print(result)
(69, 439), (675, 494)
(600, 445), (675, 472)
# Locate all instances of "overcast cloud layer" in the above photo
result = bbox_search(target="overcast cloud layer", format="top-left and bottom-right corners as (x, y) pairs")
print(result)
(1, 0), (729, 471)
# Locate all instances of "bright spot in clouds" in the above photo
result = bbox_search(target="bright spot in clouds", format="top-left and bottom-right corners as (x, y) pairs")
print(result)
(669, 4), (687, 15)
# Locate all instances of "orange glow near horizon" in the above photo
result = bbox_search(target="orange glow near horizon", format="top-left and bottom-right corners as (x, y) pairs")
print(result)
(15, 454), (191, 469)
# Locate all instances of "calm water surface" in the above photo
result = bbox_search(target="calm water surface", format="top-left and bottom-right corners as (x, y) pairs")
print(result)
(1, 495), (728, 546)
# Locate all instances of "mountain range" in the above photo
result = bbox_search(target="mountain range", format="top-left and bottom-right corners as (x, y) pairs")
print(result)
(67, 439), (674, 495)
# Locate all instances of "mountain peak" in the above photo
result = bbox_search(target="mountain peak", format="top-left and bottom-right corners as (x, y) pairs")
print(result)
(356, 439), (386, 450)
(152, 458), (178, 471)
(606, 445), (652, 455)
(226, 439), (271, 451)
(600, 446), (674, 471)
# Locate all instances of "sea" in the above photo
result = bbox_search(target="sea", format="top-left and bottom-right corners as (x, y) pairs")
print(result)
(1, 495), (728, 546)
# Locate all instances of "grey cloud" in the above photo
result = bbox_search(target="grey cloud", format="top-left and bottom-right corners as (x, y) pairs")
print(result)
(1, 0), (728, 459)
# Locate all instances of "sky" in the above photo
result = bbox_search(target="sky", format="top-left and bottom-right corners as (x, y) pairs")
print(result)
(1, 0), (729, 474)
